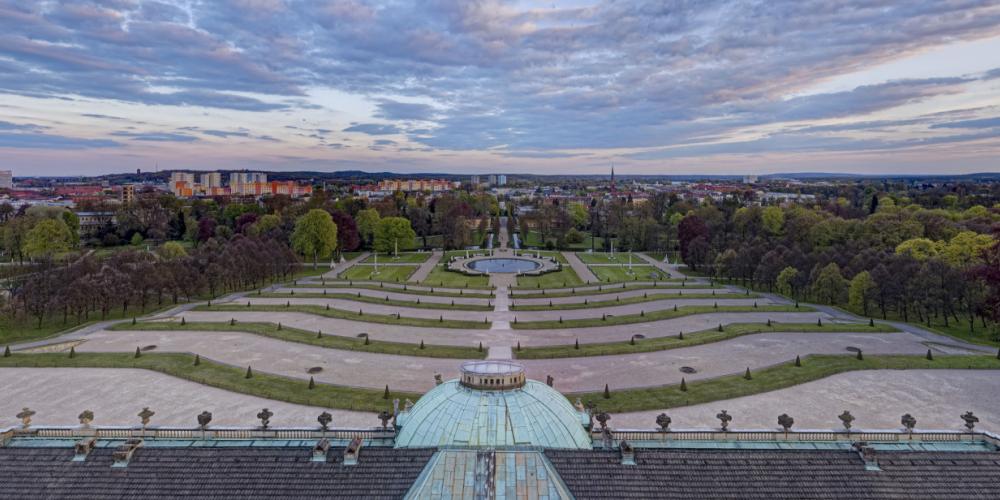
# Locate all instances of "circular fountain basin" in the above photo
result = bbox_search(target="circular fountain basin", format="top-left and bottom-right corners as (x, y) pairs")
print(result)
(468, 258), (541, 273)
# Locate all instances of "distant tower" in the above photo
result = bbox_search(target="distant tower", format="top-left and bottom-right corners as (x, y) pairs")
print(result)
(610, 164), (617, 195)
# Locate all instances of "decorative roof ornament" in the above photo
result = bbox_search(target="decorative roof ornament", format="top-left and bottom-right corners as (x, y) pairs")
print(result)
(595, 411), (611, 430)
(16, 408), (35, 429)
(961, 411), (979, 431)
(839, 411), (855, 432)
(655, 413), (671, 432)
(257, 408), (273, 429)
(138, 407), (154, 429)
(378, 411), (393, 430)
(197, 411), (212, 430)
(716, 410), (732, 432)
(317, 412), (332, 431)
(78, 410), (94, 427)
(778, 414), (794, 433)
(901, 414), (916, 434)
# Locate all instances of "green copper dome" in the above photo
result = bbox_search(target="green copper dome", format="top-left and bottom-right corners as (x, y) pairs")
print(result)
(394, 361), (592, 450)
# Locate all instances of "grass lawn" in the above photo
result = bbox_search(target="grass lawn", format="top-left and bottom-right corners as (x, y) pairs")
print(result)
(641, 251), (679, 264)
(516, 267), (584, 289)
(575, 252), (641, 265)
(421, 265), (491, 289)
(511, 292), (758, 310)
(110, 321), (485, 359)
(512, 283), (723, 298)
(516, 322), (897, 359)
(572, 354), (1000, 413)
(196, 303), (491, 329)
(0, 352), (418, 412)
(361, 252), (431, 264)
(915, 318), (1000, 347)
(339, 264), (417, 282)
(590, 265), (668, 282)
(290, 283), (493, 298)
(0, 302), (178, 346)
(511, 305), (809, 329)
(520, 231), (613, 251)
(257, 292), (491, 311)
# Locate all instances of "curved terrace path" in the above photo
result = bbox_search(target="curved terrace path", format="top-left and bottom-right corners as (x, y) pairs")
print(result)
(614, 369), (1000, 431)
(169, 310), (831, 347)
(0, 367), (372, 429)
(270, 287), (491, 306)
(240, 296), (775, 321)
(71, 328), (934, 393)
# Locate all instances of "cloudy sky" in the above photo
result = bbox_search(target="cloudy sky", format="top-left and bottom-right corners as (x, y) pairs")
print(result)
(1, 0), (999, 176)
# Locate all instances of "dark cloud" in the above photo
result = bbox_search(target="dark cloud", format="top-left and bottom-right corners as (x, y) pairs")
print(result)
(343, 123), (402, 135)
(110, 130), (199, 142)
(0, 132), (122, 149)
(931, 117), (1000, 129)
(374, 99), (436, 121)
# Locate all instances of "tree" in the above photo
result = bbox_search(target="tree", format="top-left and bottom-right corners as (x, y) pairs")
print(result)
(568, 202), (588, 229)
(158, 241), (188, 260)
(291, 209), (338, 268)
(677, 215), (709, 263)
(329, 211), (360, 253)
(356, 209), (381, 248)
(374, 217), (416, 255)
(848, 271), (876, 316)
(761, 206), (784, 236)
(811, 262), (847, 305)
(776, 266), (799, 297)
(23, 218), (73, 259)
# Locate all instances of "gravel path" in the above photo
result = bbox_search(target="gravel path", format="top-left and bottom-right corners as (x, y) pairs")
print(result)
(0, 368), (373, 429)
(561, 251), (599, 283)
(407, 250), (443, 282)
(613, 369), (1000, 432)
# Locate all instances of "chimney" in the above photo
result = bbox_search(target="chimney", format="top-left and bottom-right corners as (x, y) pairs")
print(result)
(620, 440), (636, 465)
(853, 442), (880, 471)
(111, 438), (143, 468)
(72, 437), (96, 462)
(311, 438), (330, 462)
(343, 437), (363, 466)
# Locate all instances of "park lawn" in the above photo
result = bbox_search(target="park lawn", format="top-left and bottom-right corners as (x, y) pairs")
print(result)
(590, 265), (668, 282)
(421, 265), (491, 289)
(516, 267), (584, 289)
(512, 283), (723, 298)
(0, 302), (179, 346)
(512, 250), (567, 263)
(515, 322), (897, 359)
(339, 264), (417, 282)
(510, 292), (759, 310)
(575, 252), (641, 265)
(289, 283), (493, 298)
(361, 252), (431, 264)
(0, 352), (418, 412)
(256, 292), (492, 311)
(572, 354), (1000, 413)
(511, 304), (809, 329)
(916, 318), (999, 347)
(110, 321), (485, 359)
(195, 303), (491, 329)
(521, 231), (614, 251)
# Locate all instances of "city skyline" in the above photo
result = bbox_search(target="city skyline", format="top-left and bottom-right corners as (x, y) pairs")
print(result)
(0, 1), (999, 176)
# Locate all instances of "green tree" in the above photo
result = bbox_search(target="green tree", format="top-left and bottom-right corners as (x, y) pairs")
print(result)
(848, 270), (876, 316)
(130, 232), (144, 246)
(895, 238), (941, 260)
(374, 217), (416, 255)
(761, 206), (784, 236)
(23, 218), (73, 259)
(775, 266), (799, 295)
(158, 241), (188, 260)
(811, 262), (847, 305)
(291, 209), (338, 268)
(356, 208), (381, 248)
(252, 214), (281, 236)
(568, 202), (588, 229)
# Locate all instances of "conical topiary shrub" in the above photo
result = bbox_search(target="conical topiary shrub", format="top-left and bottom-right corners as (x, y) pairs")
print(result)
(245, 366), (253, 378)
(679, 378), (687, 392)
(193, 354), (200, 366)
(603, 384), (610, 399)
(744, 367), (752, 380)
(794, 355), (801, 367)
(308, 377), (315, 390)
(926, 349), (933, 361)
(69, 346), (75, 358)
(134, 347), (141, 358)
(383, 385), (390, 399)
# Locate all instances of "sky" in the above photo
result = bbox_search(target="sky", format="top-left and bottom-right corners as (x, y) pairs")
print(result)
(0, 1), (999, 176)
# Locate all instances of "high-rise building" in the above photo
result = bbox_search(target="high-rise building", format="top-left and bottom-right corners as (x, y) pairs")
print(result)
(488, 174), (497, 185)
(229, 172), (268, 195)
(201, 172), (222, 189)
(169, 172), (196, 196)
(0, 170), (12, 190)
(470, 175), (480, 186)
(496, 174), (507, 186)
(120, 184), (136, 205)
